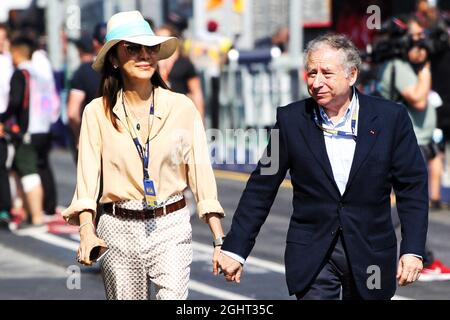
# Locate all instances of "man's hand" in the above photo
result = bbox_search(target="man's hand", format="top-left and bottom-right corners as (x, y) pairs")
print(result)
(0, 123), (4, 138)
(397, 255), (423, 286)
(218, 253), (243, 283)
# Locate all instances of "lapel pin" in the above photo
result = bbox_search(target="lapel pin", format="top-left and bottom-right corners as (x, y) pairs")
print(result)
(370, 130), (375, 135)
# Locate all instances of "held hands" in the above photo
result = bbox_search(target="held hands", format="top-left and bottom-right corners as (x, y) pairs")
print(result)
(397, 255), (423, 286)
(77, 223), (107, 266)
(217, 253), (243, 283)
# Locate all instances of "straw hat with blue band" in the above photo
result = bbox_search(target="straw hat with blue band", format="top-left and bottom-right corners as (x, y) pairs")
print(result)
(92, 11), (178, 72)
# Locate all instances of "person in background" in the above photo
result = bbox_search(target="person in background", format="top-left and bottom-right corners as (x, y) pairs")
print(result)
(255, 26), (290, 54)
(67, 23), (106, 158)
(156, 24), (205, 120)
(0, 36), (48, 229)
(0, 23), (13, 227)
(425, 2), (450, 210)
(185, 20), (232, 129)
(30, 36), (60, 217)
(378, 16), (450, 281)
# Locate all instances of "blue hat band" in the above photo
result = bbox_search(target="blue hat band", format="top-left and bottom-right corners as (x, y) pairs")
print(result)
(106, 20), (154, 42)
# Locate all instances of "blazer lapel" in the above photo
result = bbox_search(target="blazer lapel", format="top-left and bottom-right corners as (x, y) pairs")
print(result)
(344, 93), (379, 195)
(300, 98), (340, 194)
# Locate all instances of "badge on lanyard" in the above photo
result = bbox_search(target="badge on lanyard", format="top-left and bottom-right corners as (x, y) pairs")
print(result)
(144, 178), (158, 206)
(122, 89), (158, 207)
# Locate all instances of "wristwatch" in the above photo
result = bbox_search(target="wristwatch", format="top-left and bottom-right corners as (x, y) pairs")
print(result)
(213, 236), (226, 247)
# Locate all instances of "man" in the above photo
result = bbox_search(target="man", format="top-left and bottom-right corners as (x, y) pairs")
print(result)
(218, 34), (428, 300)
(378, 17), (450, 280)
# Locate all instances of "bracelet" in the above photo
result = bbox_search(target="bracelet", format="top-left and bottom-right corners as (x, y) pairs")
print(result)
(79, 221), (95, 233)
(213, 236), (226, 247)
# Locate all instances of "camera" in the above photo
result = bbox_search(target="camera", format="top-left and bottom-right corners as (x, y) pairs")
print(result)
(362, 18), (411, 64)
(363, 16), (450, 64)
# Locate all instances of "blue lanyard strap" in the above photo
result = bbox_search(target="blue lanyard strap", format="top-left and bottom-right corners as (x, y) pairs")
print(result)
(122, 89), (155, 180)
(313, 101), (358, 140)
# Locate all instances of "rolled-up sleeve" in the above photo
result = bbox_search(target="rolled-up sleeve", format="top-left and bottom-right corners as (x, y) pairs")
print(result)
(62, 103), (102, 225)
(187, 110), (225, 222)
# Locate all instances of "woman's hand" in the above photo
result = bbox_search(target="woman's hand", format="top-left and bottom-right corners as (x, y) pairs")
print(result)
(212, 245), (222, 275)
(77, 224), (107, 266)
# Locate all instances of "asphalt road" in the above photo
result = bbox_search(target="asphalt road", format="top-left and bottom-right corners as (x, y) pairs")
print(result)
(0, 149), (449, 300)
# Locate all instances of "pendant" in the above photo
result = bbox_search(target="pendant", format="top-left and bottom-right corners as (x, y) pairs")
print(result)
(136, 123), (141, 131)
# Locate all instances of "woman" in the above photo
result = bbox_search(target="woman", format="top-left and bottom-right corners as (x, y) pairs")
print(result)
(156, 24), (205, 120)
(62, 11), (225, 300)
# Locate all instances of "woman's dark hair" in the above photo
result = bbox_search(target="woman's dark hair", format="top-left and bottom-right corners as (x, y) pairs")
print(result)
(98, 44), (170, 130)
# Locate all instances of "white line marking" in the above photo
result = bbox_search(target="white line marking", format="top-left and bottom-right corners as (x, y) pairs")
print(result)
(392, 295), (413, 300)
(31, 232), (79, 251)
(189, 280), (254, 300)
(12, 225), (48, 236)
(22, 231), (413, 300)
(24, 233), (253, 299)
(193, 242), (413, 300)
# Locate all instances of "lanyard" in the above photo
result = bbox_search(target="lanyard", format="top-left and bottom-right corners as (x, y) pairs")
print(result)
(122, 89), (155, 180)
(313, 97), (359, 140)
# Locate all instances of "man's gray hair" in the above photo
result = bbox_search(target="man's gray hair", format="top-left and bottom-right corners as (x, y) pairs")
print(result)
(304, 34), (362, 76)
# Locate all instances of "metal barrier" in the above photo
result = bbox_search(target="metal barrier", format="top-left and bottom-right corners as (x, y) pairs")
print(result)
(198, 51), (306, 131)
(195, 51), (306, 171)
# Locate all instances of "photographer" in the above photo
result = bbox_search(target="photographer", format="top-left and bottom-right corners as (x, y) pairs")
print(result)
(378, 16), (450, 281)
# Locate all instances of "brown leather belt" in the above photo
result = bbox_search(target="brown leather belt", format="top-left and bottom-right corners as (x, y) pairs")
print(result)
(103, 197), (186, 220)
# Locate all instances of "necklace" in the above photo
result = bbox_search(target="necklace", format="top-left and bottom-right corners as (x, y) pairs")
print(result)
(123, 93), (153, 131)
(121, 88), (155, 145)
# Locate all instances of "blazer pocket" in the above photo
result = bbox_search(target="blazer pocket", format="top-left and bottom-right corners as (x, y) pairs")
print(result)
(286, 226), (314, 245)
(369, 232), (397, 251)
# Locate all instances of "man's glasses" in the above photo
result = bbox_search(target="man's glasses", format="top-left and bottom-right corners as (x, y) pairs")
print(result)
(123, 42), (161, 56)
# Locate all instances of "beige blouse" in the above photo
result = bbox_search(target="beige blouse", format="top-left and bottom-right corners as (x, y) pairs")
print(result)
(62, 86), (224, 225)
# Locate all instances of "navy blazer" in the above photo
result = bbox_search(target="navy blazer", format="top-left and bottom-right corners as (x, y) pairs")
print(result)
(221, 92), (428, 300)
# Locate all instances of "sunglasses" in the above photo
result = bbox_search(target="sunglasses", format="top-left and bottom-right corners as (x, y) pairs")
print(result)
(122, 42), (161, 56)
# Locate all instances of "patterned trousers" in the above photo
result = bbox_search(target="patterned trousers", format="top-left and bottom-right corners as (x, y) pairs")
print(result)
(97, 207), (193, 300)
